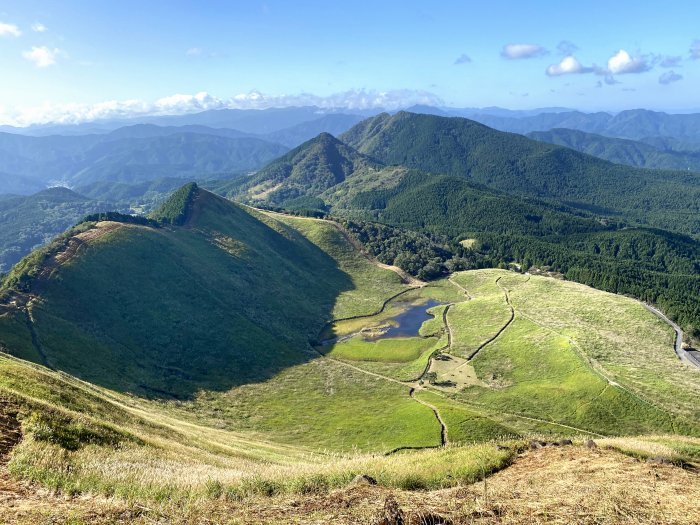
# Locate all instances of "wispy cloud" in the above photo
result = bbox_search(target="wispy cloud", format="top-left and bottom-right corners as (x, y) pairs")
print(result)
(185, 47), (202, 57)
(545, 56), (593, 76)
(0, 22), (21, 37)
(659, 70), (683, 85)
(0, 89), (445, 126)
(691, 40), (700, 59)
(31, 22), (47, 33)
(22, 46), (61, 68)
(556, 40), (578, 56)
(606, 49), (651, 74)
(453, 53), (472, 65)
(501, 43), (547, 59)
(659, 55), (682, 68)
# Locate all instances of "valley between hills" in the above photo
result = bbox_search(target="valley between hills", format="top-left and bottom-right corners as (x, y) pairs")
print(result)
(1, 182), (700, 523)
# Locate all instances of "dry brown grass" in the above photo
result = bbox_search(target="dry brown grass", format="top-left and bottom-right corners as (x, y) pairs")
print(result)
(2, 445), (699, 524)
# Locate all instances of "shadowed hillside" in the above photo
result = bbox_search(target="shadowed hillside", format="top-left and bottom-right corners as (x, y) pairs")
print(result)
(0, 184), (377, 398)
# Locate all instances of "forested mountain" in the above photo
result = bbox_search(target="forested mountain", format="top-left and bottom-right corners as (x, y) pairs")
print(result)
(340, 112), (700, 234)
(528, 128), (700, 172)
(238, 132), (381, 207)
(0, 187), (115, 273)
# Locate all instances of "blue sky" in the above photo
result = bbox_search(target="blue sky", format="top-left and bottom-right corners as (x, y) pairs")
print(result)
(1, 0), (700, 125)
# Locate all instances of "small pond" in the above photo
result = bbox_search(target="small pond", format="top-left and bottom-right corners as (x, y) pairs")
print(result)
(379, 299), (443, 338)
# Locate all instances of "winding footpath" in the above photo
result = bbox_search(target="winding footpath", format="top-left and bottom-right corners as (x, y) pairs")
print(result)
(642, 303), (700, 370)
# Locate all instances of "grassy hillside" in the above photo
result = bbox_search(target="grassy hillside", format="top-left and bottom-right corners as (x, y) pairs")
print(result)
(0, 186), (405, 398)
(341, 111), (700, 234)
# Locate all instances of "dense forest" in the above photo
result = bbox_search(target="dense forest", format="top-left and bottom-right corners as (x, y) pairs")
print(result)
(335, 218), (483, 280)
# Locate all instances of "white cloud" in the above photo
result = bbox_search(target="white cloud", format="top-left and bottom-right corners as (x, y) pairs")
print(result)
(185, 47), (202, 57)
(546, 56), (592, 76)
(22, 46), (61, 68)
(0, 22), (21, 37)
(607, 49), (651, 74)
(454, 53), (472, 65)
(691, 40), (700, 59)
(659, 70), (683, 85)
(501, 43), (547, 59)
(0, 89), (444, 127)
(31, 22), (47, 33)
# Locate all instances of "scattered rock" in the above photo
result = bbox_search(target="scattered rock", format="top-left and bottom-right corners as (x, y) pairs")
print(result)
(408, 511), (454, 525)
(376, 495), (405, 525)
(558, 439), (573, 446)
(585, 439), (597, 449)
(351, 474), (378, 486)
(529, 440), (547, 449)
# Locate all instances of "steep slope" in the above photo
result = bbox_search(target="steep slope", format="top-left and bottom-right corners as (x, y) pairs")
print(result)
(528, 128), (700, 172)
(0, 187), (114, 273)
(341, 112), (700, 234)
(239, 132), (382, 207)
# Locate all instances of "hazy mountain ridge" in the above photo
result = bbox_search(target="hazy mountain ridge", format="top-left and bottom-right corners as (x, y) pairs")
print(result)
(528, 128), (700, 172)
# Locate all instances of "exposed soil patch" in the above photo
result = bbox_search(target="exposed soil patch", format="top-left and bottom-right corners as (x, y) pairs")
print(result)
(34, 221), (124, 285)
(0, 399), (21, 464)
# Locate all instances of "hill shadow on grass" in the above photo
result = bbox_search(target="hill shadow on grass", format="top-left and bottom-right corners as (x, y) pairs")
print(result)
(0, 192), (357, 400)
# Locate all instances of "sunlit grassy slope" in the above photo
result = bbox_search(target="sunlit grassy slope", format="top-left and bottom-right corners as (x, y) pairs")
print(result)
(447, 270), (700, 436)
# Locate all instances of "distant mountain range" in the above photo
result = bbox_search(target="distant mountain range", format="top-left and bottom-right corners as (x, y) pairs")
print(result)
(0, 106), (370, 137)
(0, 130), (288, 194)
(527, 128), (700, 172)
(0, 113), (372, 195)
(466, 108), (700, 146)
